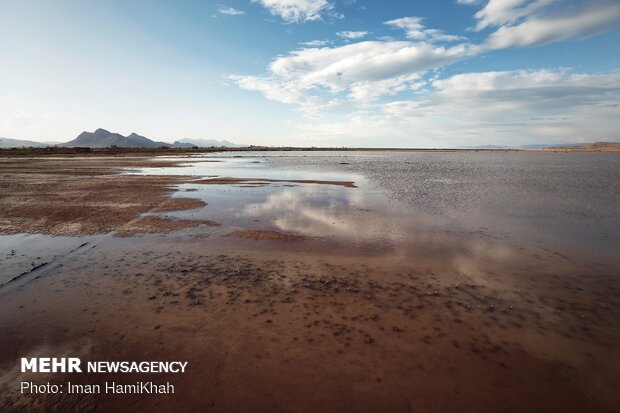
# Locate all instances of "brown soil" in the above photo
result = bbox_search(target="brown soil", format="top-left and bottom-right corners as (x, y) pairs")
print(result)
(225, 229), (305, 241)
(0, 237), (618, 413)
(0, 158), (359, 236)
(196, 177), (357, 188)
(115, 217), (219, 237)
(545, 141), (620, 152)
(0, 157), (206, 236)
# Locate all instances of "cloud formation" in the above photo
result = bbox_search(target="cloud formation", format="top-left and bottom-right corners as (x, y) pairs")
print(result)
(230, 40), (474, 112)
(376, 70), (620, 145)
(253, 0), (335, 23)
(231, 0), (620, 145)
(473, 0), (554, 31)
(466, 0), (620, 49)
(289, 69), (620, 147)
(300, 39), (331, 47)
(217, 5), (245, 16)
(336, 31), (369, 39)
(385, 17), (467, 43)
(387, 70), (620, 117)
(483, 1), (620, 49)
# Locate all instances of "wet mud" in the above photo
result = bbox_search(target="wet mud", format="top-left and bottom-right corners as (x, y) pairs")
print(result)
(0, 153), (619, 412)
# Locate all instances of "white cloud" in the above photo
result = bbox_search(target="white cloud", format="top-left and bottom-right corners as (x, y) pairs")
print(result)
(385, 17), (467, 43)
(378, 70), (620, 145)
(483, 1), (620, 49)
(217, 4), (245, 16)
(467, 0), (620, 49)
(217, 5), (246, 15)
(228, 75), (308, 105)
(241, 187), (418, 243)
(284, 70), (620, 147)
(226, 74), (341, 115)
(421, 70), (620, 113)
(232, 3), (620, 115)
(348, 74), (425, 102)
(473, 0), (555, 31)
(300, 39), (331, 47)
(253, 0), (335, 23)
(229, 40), (474, 112)
(336, 31), (369, 39)
(230, 2), (620, 146)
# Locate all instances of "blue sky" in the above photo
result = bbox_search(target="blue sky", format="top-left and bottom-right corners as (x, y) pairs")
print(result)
(1, 0), (620, 147)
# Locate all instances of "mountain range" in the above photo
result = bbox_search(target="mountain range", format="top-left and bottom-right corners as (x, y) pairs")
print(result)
(172, 138), (241, 148)
(0, 129), (242, 148)
(0, 137), (51, 148)
(64, 129), (170, 148)
(2, 130), (618, 150)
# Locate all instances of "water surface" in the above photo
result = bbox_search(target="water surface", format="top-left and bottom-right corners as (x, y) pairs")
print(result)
(132, 150), (620, 264)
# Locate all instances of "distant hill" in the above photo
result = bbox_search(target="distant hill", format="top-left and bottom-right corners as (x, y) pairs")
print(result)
(546, 141), (620, 151)
(172, 141), (197, 148)
(462, 144), (508, 149)
(63, 129), (170, 148)
(173, 138), (241, 148)
(462, 143), (592, 149)
(0, 137), (49, 148)
(587, 141), (620, 150)
(463, 141), (619, 151)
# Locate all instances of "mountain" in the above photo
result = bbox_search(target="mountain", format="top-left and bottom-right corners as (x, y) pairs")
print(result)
(172, 141), (197, 148)
(0, 137), (50, 148)
(63, 129), (170, 148)
(173, 138), (241, 148)
(2, 130), (243, 149)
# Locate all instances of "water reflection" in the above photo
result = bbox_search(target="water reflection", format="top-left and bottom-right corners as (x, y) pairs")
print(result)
(130, 154), (363, 184)
(241, 186), (409, 243)
(164, 173), (454, 249)
(139, 155), (418, 246)
(131, 153), (619, 269)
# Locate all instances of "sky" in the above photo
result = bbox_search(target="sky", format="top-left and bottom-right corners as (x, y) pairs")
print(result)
(1, 0), (620, 147)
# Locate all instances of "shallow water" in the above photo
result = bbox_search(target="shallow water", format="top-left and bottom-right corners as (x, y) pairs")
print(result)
(131, 151), (620, 264)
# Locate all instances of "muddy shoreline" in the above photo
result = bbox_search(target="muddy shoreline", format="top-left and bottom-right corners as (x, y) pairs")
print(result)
(0, 154), (619, 412)
(0, 157), (208, 236)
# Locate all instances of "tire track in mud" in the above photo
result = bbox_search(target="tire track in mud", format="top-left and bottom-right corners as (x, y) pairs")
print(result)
(0, 242), (92, 292)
